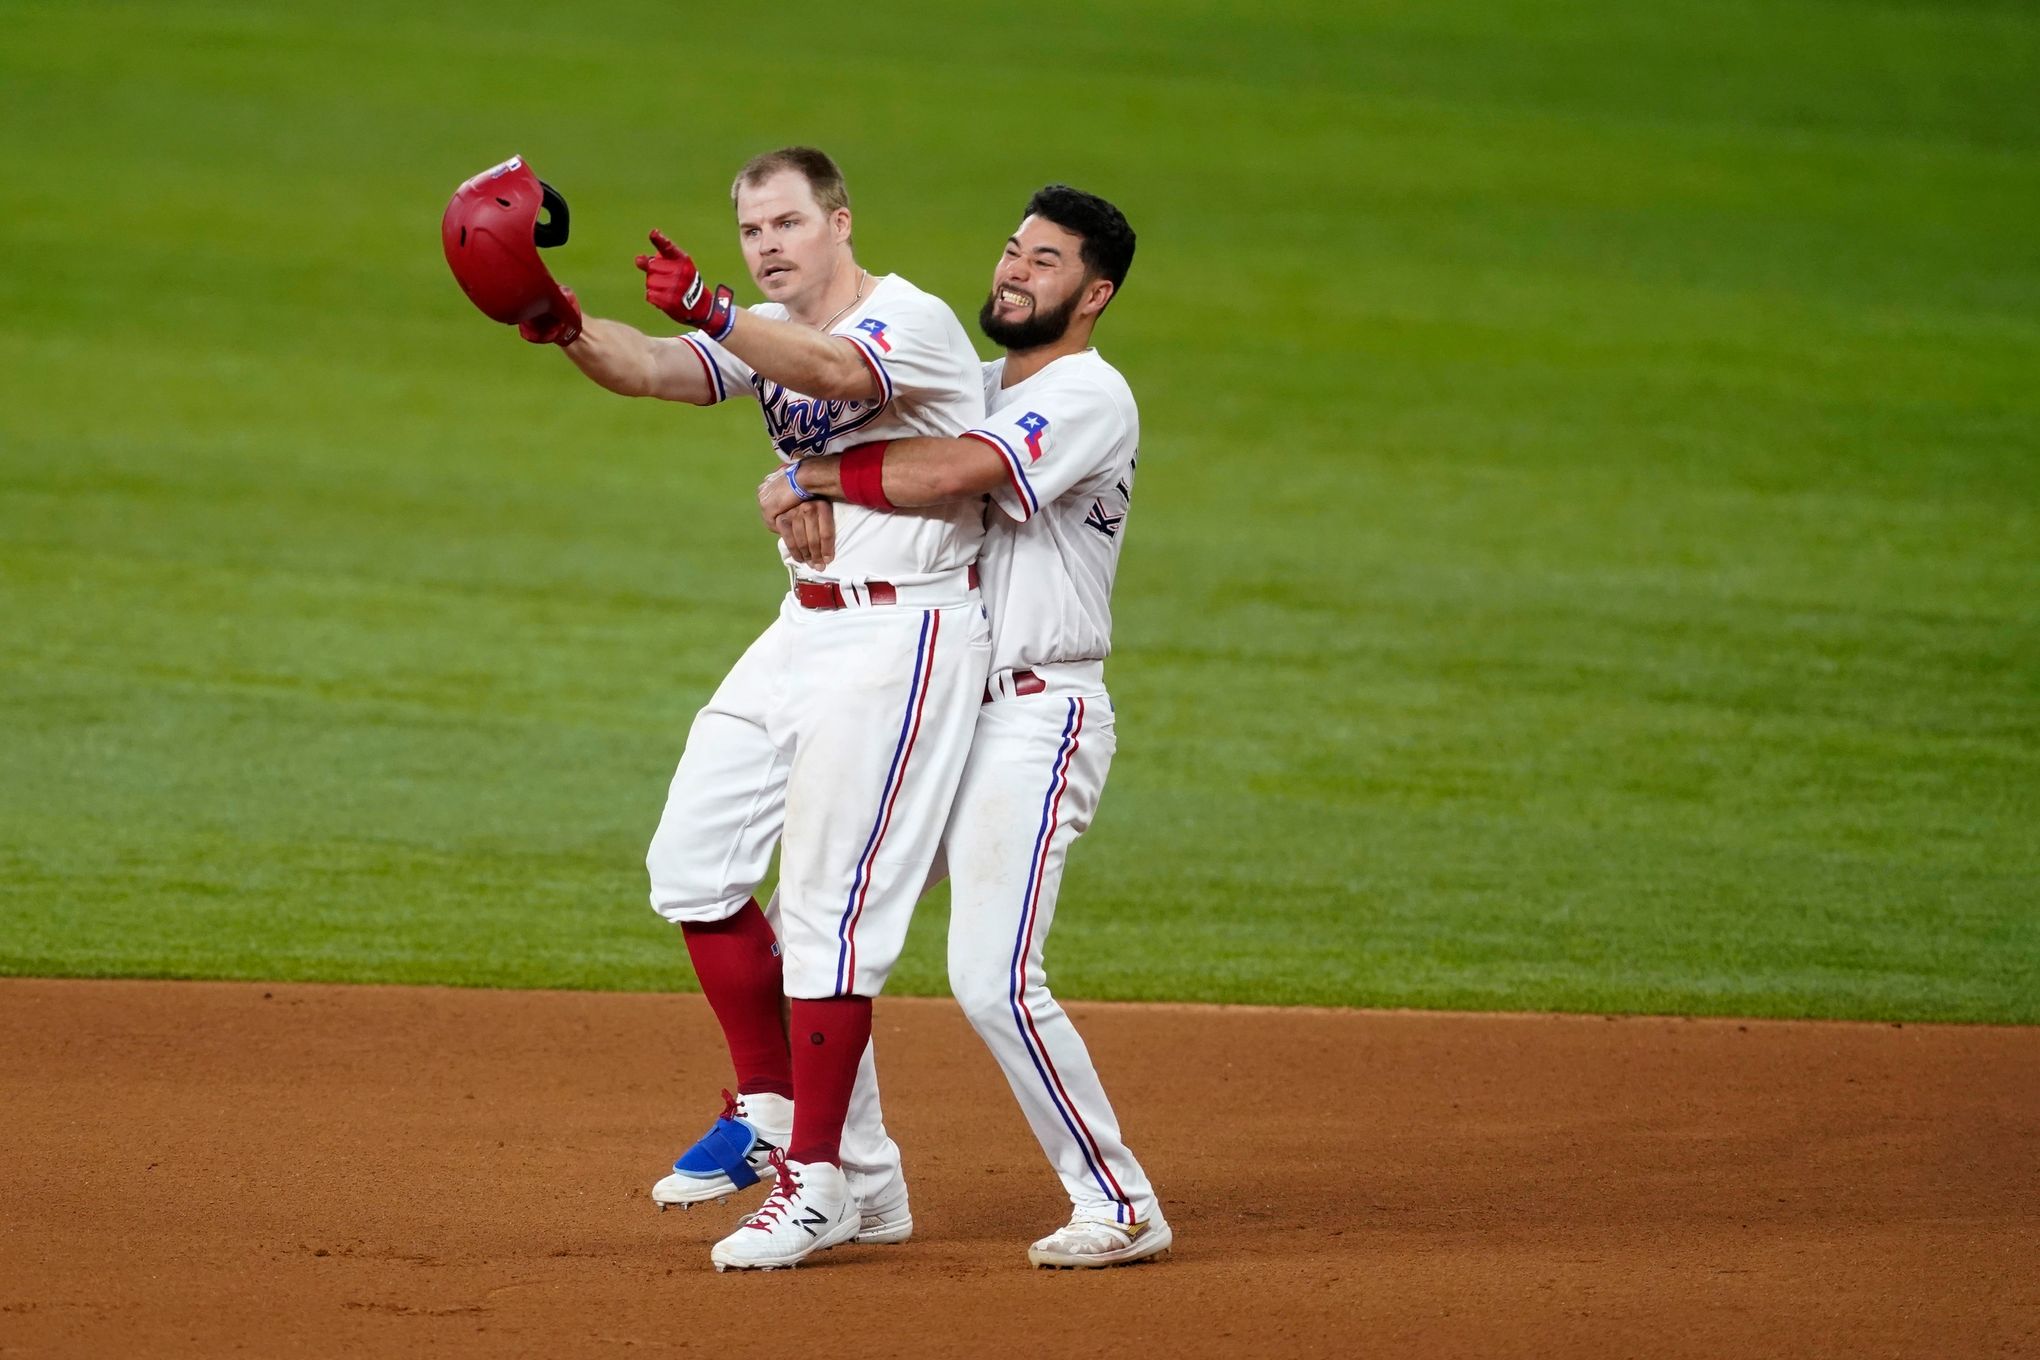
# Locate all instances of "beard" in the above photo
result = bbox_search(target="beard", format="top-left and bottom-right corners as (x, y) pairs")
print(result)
(977, 286), (1080, 350)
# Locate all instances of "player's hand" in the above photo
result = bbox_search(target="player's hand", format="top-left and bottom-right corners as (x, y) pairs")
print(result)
(517, 285), (583, 346)
(774, 500), (836, 570)
(636, 230), (737, 340)
(758, 463), (808, 527)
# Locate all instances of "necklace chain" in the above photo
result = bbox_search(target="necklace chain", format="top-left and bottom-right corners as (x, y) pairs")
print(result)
(815, 270), (870, 333)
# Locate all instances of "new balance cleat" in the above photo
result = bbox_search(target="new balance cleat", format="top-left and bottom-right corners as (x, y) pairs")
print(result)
(651, 1089), (792, 1210)
(709, 1151), (860, 1271)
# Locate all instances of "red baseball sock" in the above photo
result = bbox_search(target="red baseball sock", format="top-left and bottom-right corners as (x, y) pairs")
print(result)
(681, 899), (793, 1099)
(786, 996), (873, 1165)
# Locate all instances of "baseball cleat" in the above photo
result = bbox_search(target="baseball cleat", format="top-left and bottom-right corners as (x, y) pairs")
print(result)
(850, 1175), (913, 1246)
(709, 1151), (860, 1272)
(651, 1089), (792, 1210)
(846, 1158), (912, 1245)
(1027, 1214), (1173, 1269)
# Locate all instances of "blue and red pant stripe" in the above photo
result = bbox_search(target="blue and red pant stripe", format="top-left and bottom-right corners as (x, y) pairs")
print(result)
(834, 610), (939, 996)
(1007, 697), (1136, 1223)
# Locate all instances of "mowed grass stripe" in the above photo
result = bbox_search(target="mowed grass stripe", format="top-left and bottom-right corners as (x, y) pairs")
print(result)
(3, 0), (2035, 1020)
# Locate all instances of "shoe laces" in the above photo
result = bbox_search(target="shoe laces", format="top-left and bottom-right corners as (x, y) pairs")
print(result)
(718, 1089), (740, 1121)
(1066, 1218), (1130, 1251)
(743, 1149), (799, 1230)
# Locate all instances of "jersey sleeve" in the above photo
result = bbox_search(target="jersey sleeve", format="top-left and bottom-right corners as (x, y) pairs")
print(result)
(964, 378), (1127, 523)
(673, 327), (758, 405)
(837, 293), (975, 411)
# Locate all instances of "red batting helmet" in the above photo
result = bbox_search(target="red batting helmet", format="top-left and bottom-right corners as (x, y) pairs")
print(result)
(441, 156), (573, 324)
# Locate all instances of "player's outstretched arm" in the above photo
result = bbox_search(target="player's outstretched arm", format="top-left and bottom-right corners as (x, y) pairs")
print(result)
(639, 231), (879, 402)
(546, 315), (716, 405)
(718, 312), (882, 402)
(757, 438), (1007, 523)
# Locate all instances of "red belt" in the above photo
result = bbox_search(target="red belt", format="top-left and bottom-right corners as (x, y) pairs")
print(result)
(794, 564), (979, 612)
(794, 579), (893, 609)
(984, 668), (1047, 703)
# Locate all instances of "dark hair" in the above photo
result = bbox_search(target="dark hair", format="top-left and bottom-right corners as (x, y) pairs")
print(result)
(1023, 184), (1135, 298)
(731, 147), (851, 216)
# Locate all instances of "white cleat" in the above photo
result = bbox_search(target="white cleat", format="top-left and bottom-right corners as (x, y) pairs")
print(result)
(651, 1090), (792, 1210)
(850, 1168), (913, 1246)
(710, 1152), (860, 1272)
(1027, 1214), (1174, 1269)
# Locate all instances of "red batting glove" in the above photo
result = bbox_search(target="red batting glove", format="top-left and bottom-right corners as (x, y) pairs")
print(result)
(636, 230), (737, 340)
(518, 285), (583, 346)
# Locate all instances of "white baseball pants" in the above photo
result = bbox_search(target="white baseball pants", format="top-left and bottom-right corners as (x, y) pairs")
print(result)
(847, 687), (1162, 1226)
(646, 588), (989, 999)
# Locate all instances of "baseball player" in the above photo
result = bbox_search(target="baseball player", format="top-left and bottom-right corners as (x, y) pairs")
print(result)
(514, 147), (991, 1271)
(755, 185), (1169, 1268)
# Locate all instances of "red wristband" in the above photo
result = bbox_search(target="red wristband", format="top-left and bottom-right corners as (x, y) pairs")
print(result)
(839, 442), (894, 511)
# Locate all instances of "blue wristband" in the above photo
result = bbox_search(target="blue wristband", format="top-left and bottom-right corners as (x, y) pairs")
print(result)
(783, 460), (817, 502)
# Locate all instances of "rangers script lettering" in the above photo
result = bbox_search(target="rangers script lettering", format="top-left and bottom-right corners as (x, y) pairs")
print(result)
(756, 379), (885, 457)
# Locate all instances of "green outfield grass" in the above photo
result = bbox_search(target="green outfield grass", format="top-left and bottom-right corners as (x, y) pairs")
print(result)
(3, 0), (2036, 1021)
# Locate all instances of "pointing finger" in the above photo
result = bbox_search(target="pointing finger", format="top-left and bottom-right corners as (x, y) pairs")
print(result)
(648, 229), (683, 260)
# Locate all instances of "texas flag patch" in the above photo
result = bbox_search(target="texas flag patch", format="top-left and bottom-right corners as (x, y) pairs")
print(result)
(856, 317), (892, 353)
(1016, 411), (1049, 461)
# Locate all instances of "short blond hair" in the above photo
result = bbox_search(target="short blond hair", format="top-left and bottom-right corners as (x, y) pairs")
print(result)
(730, 147), (851, 216)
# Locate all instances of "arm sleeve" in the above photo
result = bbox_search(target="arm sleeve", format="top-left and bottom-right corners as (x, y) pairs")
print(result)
(964, 379), (1126, 523)
(675, 328), (759, 406)
(838, 294), (975, 410)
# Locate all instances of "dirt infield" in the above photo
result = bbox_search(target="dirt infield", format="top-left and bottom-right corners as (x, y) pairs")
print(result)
(1, 979), (2034, 1358)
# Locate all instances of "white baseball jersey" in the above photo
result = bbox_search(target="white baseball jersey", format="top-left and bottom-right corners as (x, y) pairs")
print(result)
(679, 273), (987, 584)
(960, 351), (1139, 674)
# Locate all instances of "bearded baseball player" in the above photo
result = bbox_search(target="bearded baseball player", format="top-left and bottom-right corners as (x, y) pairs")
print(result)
(753, 185), (1169, 1269)
(453, 147), (991, 1271)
